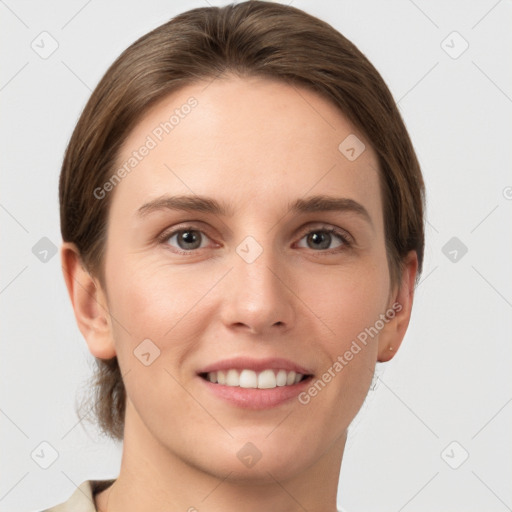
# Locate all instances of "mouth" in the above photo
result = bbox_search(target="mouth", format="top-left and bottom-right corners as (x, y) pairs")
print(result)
(199, 368), (310, 389)
(197, 357), (314, 409)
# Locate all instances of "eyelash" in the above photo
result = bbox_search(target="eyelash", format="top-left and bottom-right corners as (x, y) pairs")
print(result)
(157, 224), (353, 256)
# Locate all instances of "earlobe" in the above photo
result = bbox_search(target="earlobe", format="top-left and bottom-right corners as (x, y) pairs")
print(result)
(377, 251), (418, 362)
(60, 242), (116, 359)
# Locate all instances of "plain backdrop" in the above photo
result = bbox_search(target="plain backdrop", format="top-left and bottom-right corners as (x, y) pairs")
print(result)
(1, 1), (511, 511)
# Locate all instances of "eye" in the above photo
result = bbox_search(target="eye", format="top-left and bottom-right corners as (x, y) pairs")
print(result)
(163, 227), (212, 252)
(296, 227), (351, 252)
(158, 224), (352, 255)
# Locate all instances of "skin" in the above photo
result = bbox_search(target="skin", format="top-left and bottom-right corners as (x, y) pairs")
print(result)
(61, 75), (417, 512)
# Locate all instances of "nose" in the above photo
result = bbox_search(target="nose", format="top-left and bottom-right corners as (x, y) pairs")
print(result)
(220, 243), (296, 336)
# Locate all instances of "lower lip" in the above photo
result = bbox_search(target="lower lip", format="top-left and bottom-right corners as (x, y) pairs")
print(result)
(199, 376), (312, 410)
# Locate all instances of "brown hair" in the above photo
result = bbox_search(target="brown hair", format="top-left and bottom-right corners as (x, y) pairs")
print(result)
(60, 1), (425, 441)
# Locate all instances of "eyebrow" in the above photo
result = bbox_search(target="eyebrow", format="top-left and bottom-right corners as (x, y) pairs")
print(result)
(137, 194), (373, 227)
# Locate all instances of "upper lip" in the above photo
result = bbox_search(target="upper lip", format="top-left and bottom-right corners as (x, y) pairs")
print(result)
(198, 357), (312, 375)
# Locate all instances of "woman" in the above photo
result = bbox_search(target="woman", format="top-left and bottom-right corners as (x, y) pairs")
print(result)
(46, 1), (425, 510)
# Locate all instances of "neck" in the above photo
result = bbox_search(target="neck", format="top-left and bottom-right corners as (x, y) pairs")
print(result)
(96, 401), (346, 512)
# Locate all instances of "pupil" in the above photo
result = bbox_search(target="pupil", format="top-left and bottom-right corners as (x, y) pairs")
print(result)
(309, 231), (330, 250)
(180, 230), (200, 249)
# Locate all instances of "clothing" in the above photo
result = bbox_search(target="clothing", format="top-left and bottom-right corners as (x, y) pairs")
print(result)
(40, 479), (115, 512)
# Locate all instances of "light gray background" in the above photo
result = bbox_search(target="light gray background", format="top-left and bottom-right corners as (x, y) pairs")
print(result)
(1, 1), (511, 511)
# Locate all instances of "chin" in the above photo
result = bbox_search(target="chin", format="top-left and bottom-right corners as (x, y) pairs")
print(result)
(188, 429), (321, 483)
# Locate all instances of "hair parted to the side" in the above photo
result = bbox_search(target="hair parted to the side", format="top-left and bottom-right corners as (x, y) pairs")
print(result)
(60, 1), (425, 441)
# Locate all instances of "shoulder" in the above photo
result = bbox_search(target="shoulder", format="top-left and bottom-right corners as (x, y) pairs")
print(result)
(39, 479), (116, 512)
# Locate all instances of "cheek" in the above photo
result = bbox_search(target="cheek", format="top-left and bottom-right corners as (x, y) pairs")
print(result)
(299, 256), (389, 403)
(105, 261), (214, 422)
(108, 250), (194, 320)
(295, 274), (387, 436)
(302, 256), (390, 344)
(105, 257), (224, 363)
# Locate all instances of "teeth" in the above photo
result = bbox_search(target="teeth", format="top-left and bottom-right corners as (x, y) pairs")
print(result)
(276, 369), (287, 386)
(204, 369), (305, 389)
(226, 369), (239, 386)
(258, 369), (276, 389)
(239, 369), (257, 388)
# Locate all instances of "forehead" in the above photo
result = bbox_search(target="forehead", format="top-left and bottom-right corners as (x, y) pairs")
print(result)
(110, 75), (382, 226)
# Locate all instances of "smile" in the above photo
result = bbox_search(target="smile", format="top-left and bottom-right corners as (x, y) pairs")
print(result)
(201, 369), (306, 389)
(197, 357), (313, 409)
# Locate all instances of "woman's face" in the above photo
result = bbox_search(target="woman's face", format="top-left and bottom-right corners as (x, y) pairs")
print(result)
(98, 75), (412, 481)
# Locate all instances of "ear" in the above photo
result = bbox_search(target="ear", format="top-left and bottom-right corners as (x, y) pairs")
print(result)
(377, 251), (418, 362)
(60, 242), (116, 359)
